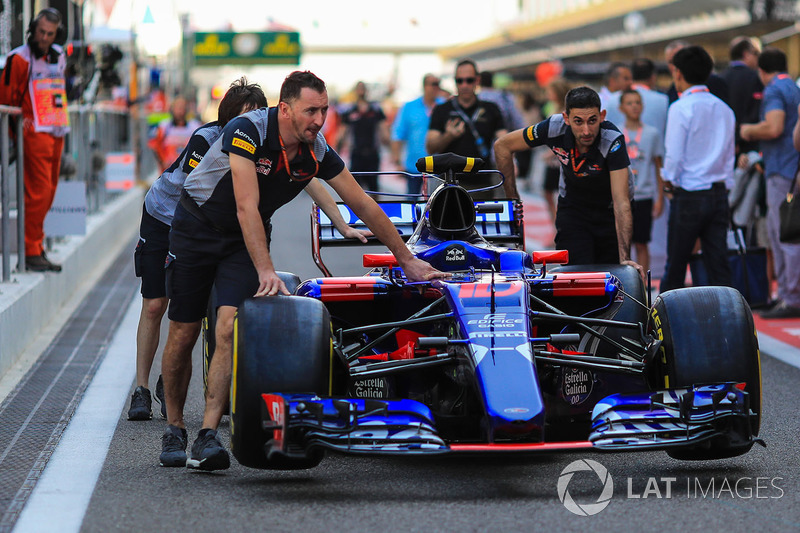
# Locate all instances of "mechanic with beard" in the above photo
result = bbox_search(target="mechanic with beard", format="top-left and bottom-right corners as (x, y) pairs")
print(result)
(495, 86), (642, 277)
(0, 8), (69, 272)
(158, 71), (446, 471)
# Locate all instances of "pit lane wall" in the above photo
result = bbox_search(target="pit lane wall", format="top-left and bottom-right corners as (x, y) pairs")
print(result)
(0, 186), (143, 380)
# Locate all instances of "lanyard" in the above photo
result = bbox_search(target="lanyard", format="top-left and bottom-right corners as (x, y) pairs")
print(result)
(278, 134), (318, 182)
(571, 147), (586, 174)
(451, 100), (489, 158)
(622, 126), (642, 160)
(678, 85), (709, 98)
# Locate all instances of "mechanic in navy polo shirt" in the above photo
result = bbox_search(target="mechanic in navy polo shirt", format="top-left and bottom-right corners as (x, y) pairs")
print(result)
(158, 71), (446, 471)
(494, 86), (643, 277)
(129, 78), (268, 423)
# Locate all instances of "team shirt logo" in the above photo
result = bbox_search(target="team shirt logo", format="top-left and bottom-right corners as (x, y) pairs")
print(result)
(232, 129), (257, 154)
(256, 157), (273, 176)
(188, 151), (203, 168)
(232, 137), (256, 154)
(552, 147), (570, 166)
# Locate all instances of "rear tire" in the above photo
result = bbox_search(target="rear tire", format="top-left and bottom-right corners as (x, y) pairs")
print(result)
(230, 295), (332, 469)
(550, 264), (648, 357)
(648, 287), (761, 460)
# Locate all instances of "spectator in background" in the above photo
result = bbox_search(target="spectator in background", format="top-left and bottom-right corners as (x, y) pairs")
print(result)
(618, 89), (665, 275)
(661, 45), (734, 292)
(148, 95), (201, 171)
(665, 40), (729, 106)
(479, 70), (530, 185)
(479, 71), (525, 132)
(740, 48), (800, 318)
(321, 96), (342, 150)
(391, 73), (444, 195)
(721, 36), (763, 158)
(427, 59), (506, 199)
(339, 81), (388, 193)
(540, 78), (573, 222)
(630, 58), (669, 137)
(0, 8), (69, 272)
(599, 62), (632, 128)
(794, 103), (800, 151)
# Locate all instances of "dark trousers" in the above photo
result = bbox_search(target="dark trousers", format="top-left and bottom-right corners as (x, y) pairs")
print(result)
(554, 200), (620, 265)
(660, 184), (732, 292)
(351, 154), (380, 193)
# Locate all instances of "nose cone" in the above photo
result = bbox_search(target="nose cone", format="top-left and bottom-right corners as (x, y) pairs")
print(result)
(472, 343), (546, 442)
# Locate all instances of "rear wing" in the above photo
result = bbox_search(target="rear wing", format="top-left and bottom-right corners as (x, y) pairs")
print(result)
(311, 199), (523, 276)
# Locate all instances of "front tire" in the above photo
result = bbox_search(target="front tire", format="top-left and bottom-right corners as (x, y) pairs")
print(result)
(230, 295), (331, 469)
(203, 272), (301, 399)
(648, 286), (761, 460)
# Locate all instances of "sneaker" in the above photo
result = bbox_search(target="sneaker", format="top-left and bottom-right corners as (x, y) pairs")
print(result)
(155, 374), (167, 419)
(160, 425), (188, 467)
(759, 301), (800, 319)
(127, 386), (152, 421)
(186, 429), (230, 471)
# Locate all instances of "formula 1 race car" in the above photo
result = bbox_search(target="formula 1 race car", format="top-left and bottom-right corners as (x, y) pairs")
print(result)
(226, 154), (763, 470)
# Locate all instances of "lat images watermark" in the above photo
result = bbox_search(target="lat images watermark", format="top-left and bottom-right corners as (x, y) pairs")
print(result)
(557, 459), (614, 516)
(557, 459), (784, 516)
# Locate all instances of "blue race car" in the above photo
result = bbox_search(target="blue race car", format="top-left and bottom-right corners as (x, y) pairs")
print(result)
(228, 154), (762, 470)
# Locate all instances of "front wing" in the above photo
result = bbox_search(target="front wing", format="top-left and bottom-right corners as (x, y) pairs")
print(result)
(259, 384), (760, 459)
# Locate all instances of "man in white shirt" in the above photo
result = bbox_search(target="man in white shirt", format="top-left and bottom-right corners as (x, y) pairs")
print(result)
(661, 45), (735, 292)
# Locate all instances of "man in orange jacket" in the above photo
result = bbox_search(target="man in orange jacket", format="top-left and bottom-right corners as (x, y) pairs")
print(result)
(0, 8), (70, 272)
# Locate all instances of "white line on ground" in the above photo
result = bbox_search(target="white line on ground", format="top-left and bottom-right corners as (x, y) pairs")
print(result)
(756, 332), (800, 370)
(12, 296), (138, 533)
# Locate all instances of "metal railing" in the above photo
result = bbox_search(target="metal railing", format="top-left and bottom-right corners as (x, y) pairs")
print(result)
(0, 104), (24, 282)
(1, 102), (157, 281)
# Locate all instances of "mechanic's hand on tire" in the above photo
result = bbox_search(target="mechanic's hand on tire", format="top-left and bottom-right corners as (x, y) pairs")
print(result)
(255, 271), (291, 297)
(621, 259), (646, 282)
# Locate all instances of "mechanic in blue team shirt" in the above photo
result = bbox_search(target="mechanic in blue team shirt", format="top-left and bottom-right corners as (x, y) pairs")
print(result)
(494, 86), (643, 278)
(391, 73), (445, 195)
(660, 45), (735, 292)
(740, 47), (800, 319)
(159, 71), (446, 471)
(129, 78), (267, 422)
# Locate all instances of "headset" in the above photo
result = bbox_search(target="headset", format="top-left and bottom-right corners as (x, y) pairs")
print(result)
(26, 7), (66, 60)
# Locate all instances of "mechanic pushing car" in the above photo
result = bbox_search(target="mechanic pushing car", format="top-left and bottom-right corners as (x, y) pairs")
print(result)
(158, 70), (446, 471)
(132, 77), (368, 426)
(494, 86), (643, 278)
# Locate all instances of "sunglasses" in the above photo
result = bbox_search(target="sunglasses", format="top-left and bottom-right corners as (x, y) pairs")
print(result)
(455, 77), (476, 85)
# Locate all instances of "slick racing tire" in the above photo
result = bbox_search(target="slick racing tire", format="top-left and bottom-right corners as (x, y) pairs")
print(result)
(648, 286), (761, 460)
(203, 272), (301, 400)
(231, 294), (331, 470)
(550, 264), (647, 358)
(202, 287), (219, 400)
